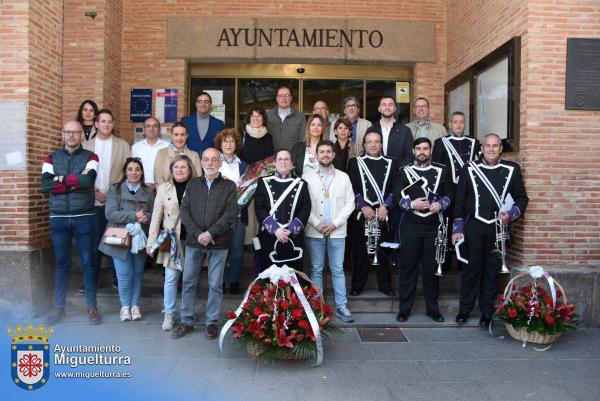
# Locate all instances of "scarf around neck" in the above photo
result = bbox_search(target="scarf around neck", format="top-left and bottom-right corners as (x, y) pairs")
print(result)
(245, 124), (267, 139)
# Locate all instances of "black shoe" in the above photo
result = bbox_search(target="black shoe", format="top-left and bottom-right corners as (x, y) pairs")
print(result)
(479, 314), (492, 328)
(396, 312), (409, 322)
(350, 289), (361, 296)
(205, 324), (218, 340)
(455, 313), (469, 324)
(171, 323), (193, 339)
(230, 283), (240, 295)
(426, 311), (445, 322)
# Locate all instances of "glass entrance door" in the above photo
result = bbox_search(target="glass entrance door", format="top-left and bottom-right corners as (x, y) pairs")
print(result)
(189, 63), (412, 130)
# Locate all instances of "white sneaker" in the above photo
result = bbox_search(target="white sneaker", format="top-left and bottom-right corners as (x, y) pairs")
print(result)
(120, 306), (132, 322)
(162, 313), (175, 331)
(336, 306), (354, 323)
(131, 306), (142, 321)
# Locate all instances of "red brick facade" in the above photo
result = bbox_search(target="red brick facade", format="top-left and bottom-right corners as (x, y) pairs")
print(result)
(448, 0), (600, 267)
(1, 0), (599, 267)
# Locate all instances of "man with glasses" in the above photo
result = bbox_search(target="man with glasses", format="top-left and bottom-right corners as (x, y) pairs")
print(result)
(312, 100), (332, 140)
(181, 92), (225, 155)
(174, 148), (238, 340)
(254, 149), (311, 271)
(132, 117), (169, 190)
(405, 97), (447, 146)
(266, 86), (306, 151)
(43, 121), (101, 324)
(84, 109), (130, 290)
(342, 96), (372, 155)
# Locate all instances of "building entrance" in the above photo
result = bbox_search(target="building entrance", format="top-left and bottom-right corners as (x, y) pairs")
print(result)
(189, 63), (413, 129)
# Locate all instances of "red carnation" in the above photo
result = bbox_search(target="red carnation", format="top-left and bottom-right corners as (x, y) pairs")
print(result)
(227, 311), (237, 320)
(251, 284), (262, 293)
(545, 315), (554, 325)
(508, 309), (518, 318)
(298, 320), (310, 330)
(556, 290), (563, 298)
(280, 301), (289, 309)
(278, 279), (287, 287)
(253, 307), (264, 317)
(322, 304), (332, 315)
(291, 309), (304, 320)
(309, 287), (318, 296)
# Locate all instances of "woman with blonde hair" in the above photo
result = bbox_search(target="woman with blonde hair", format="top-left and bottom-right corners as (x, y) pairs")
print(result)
(146, 154), (196, 331)
(290, 114), (326, 177)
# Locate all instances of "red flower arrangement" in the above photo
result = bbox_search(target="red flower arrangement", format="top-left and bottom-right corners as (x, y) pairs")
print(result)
(495, 282), (580, 336)
(226, 279), (338, 360)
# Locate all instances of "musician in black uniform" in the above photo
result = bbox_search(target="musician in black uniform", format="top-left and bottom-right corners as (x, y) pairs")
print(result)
(394, 137), (453, 322)
(347, 127), (398, 296)
(254, 149), (311, 271)
(452, 133), (528, 327)
(432, 111), (480, 272)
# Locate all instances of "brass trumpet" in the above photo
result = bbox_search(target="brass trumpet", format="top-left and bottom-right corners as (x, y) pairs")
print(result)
(495, 212), (510, 274)
(365, 208), (381, 266)
(434, 215), (448, 277)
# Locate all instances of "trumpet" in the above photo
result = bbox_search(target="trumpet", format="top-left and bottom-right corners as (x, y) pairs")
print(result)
(434, 214), (448, 277)
(365, 208), (381, 266)
(495, 212), (510, 274)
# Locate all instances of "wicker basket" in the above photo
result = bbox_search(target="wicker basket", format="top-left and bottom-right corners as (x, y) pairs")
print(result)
(505, 324), (562, 345)
(501, 271), (567, 345)
(246, 342), (312, 361)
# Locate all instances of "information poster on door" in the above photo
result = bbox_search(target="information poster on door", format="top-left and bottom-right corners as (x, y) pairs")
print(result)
(155, 88), (178, 123)
(396, 82), (410, 103)
(204, 89), (225, 122)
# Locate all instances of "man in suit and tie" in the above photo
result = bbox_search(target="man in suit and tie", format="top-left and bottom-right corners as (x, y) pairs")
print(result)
(372, 96), (413, 165)
(181, 92), (225, 155)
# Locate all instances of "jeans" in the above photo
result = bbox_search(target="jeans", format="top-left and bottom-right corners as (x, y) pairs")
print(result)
(181, 246), (229, 325)
(163, 240), (185, 315)
(225, 216), (246, 284)
(112, 253), (146, 307)
(49, 214), (97, 309)
(94, 205), (117, 285)
(306, 237), (348, 308)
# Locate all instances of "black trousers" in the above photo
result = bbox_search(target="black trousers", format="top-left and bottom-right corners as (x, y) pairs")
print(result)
(398, 222), (440, 314)
(459, 220), (501, 316)
(351, 212), (392, 292)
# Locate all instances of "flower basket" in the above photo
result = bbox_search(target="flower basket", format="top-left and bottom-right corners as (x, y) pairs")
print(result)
(494, 266), (580, 347)
(218, 264), (338, 365)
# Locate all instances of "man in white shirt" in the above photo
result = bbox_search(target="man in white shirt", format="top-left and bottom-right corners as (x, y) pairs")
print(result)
(372, 96), (413, 165)
(132, 117), (169, 189)
(304, 140), (356, 323)
(83, 109), (130, 288)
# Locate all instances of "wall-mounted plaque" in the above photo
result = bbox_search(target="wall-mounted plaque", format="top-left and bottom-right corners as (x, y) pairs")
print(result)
(565, 38), (600, 110)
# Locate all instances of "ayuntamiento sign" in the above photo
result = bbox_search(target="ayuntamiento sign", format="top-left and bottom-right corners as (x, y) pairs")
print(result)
(166, 17), (436, 65)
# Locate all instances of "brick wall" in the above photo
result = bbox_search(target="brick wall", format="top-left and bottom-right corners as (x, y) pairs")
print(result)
(0, 0), (63, 248)
(119, 0), (448, 142)
(447, 0), (600, 267)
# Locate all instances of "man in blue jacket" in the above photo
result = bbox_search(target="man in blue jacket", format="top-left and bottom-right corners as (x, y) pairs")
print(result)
(181, 92), (225, 155)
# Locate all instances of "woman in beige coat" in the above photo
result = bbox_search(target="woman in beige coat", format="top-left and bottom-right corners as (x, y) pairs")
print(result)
(147, 154), (196, 331)
(153, 122), (202, 185)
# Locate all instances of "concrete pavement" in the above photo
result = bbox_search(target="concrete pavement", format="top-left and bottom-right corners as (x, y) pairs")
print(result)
(3, 308), (598, 401)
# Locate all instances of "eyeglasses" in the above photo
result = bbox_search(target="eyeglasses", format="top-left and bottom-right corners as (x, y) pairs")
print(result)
(365, 140), (381, 145)
(276, 158), (291, 162)
(196, 99), (211, 104)
(345, 104), (358, 109)
(414, 104), (429, 109)
(202, 157), (220, 163)
(277, 94), (291, 99)
(63, 130), (82, 136)
(144, 124), (159, 129)
(222, 139), (235, 145)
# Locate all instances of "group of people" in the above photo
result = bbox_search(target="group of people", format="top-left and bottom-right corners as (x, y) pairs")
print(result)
(42, 85), (528, 339)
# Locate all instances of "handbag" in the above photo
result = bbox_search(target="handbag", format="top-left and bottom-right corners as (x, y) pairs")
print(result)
(102, 226), (131, 248)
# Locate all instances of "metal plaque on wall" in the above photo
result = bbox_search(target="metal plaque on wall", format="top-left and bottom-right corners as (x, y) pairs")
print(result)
(565, 38), (600, 110)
